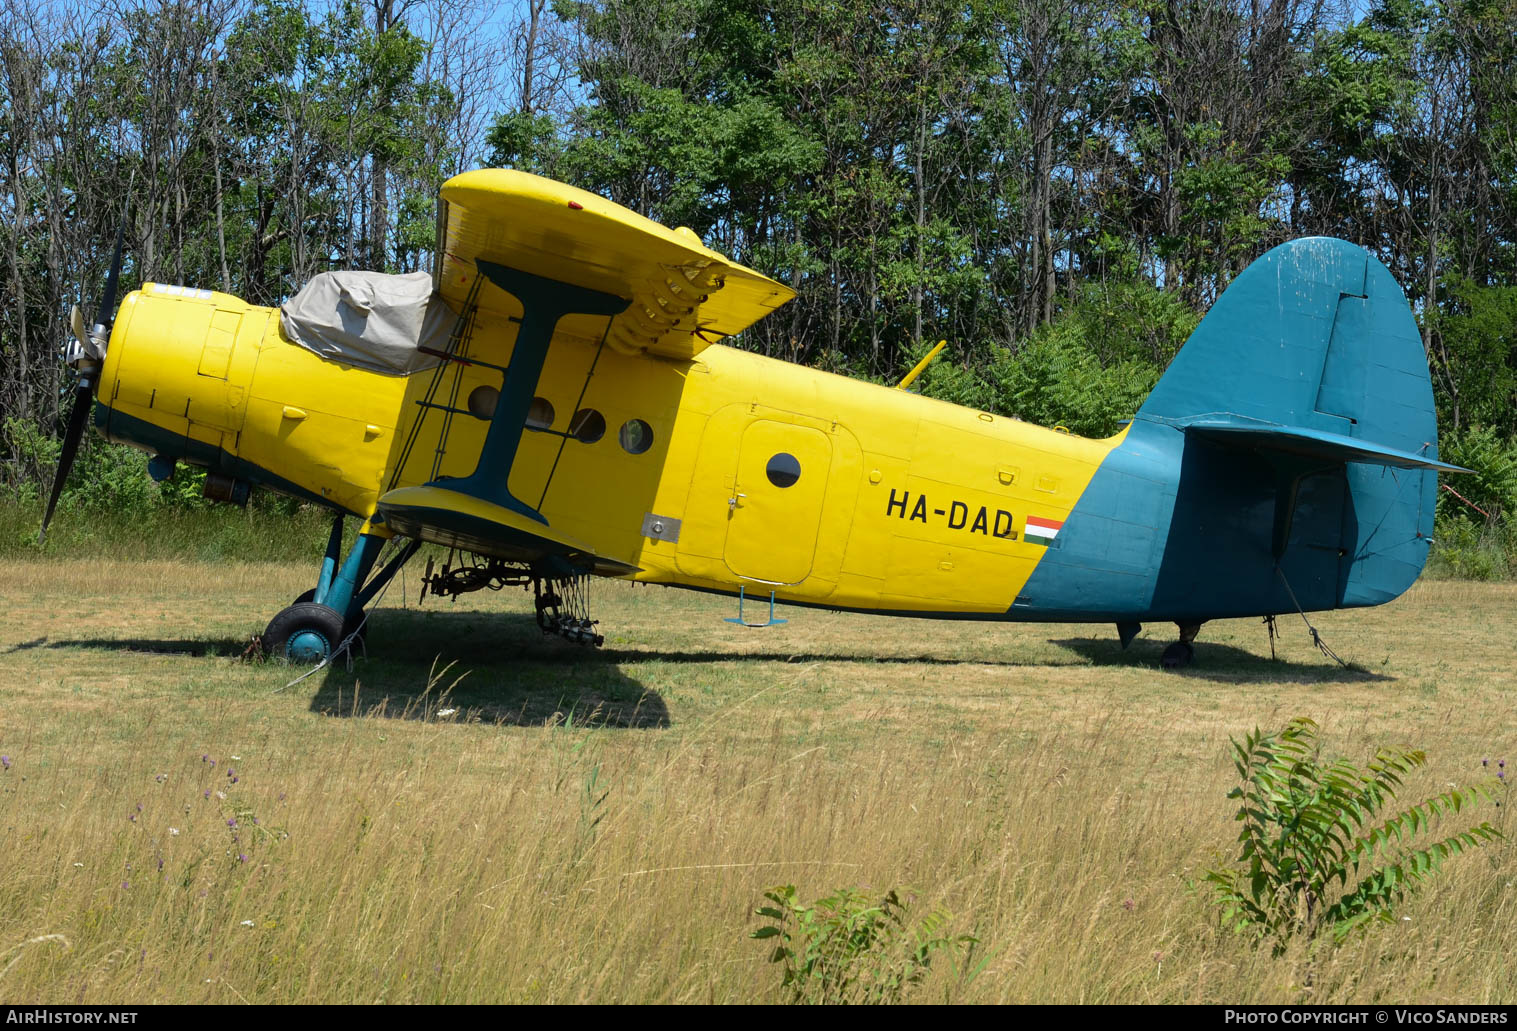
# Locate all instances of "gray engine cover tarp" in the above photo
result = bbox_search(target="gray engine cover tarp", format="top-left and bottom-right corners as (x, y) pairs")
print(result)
(279, 270), (456, 375)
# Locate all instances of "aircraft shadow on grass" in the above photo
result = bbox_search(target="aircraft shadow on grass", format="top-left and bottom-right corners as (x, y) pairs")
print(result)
(323, 610), (1396, 693)
(19, 636), (247, 657)
(19, 606), (1388, 725)
(18, 614), (670, 730)
(312, 610), (670, 729)
(1047, 637), (1392, 683)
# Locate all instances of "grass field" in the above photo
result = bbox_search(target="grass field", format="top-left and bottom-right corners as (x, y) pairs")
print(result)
(0, 556), (1513, 1004)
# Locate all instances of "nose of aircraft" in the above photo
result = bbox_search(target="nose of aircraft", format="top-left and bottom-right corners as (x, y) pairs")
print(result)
(95, 283), (256, 459)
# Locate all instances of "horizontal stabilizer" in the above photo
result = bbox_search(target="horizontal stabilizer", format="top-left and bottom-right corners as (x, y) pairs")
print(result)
(1181, 416), (1467, 473)
(376, 485), (640, 577)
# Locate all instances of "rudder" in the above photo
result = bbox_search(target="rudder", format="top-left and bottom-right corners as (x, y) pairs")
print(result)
(1137, 237), (1441, 607)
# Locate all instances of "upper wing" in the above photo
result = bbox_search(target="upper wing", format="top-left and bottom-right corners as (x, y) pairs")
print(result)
(434, 169), (795, 360)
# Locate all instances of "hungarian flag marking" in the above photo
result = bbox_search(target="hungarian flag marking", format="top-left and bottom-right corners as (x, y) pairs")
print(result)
(1025, 515), (1063, 547)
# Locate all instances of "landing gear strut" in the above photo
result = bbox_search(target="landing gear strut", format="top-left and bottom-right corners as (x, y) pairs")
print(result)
(262, 513), (419, 664)
(1161, 622), (1204, 669)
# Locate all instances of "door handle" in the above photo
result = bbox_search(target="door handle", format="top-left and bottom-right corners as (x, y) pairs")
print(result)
(728, 493), (747, 509)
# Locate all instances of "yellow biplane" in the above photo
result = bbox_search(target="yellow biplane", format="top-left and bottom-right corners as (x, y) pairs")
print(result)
(45, 170), (1459, 668)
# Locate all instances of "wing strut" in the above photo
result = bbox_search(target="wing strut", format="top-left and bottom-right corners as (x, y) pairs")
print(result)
(441, 260), (629, 524)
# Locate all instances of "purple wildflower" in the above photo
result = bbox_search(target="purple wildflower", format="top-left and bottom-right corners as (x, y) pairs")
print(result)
(1501, 760), (1506, 769)
(227, 818), (237, 828)
(204, 790), (211, 799)
(1500, 770), (1506, 781)
(1484, 759), (1490, 767)
(231, 776), (238, 784)
(121, 881), (129, 890)
(202, 755), (208, 762)
(1, 756), (10, 770)
(238, 854), (247, 863)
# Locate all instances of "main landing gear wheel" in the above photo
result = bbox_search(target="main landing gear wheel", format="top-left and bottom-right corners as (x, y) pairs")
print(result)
(263, 601), (348, 664)
(291, 589), (367, 643)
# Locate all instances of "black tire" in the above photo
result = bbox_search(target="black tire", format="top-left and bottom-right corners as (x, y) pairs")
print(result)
(292, 589), (366, 641)
(1160, 641), (1195, 670)
(263, 601), (348, 663)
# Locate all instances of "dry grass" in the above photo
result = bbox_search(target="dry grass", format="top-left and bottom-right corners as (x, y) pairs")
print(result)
(0, 561), (1513, 1003)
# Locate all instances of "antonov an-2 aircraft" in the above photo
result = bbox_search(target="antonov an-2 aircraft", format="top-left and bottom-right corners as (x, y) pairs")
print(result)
(43, 170), (1461, 668)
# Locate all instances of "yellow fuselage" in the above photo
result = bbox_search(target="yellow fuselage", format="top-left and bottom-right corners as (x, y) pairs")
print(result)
(99, 282), (1124, 615)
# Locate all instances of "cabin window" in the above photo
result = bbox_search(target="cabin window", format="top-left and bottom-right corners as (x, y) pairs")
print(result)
(766, 452), (801, 488)
(570, 408), (606, 443)
(619, 418), (654, 455)
(525, 397), (555, 430)
(467, 385), (499, 420)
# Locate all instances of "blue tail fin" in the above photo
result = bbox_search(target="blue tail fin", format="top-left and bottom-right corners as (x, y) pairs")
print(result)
(1139, 237), (1443, 608)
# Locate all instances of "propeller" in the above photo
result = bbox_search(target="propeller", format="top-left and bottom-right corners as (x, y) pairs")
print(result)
(68, 305), (94, 360)
(39, 204), (130, 544)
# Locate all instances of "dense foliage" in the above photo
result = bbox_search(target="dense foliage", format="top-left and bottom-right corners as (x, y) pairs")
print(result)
(3, 0), (1515, 569)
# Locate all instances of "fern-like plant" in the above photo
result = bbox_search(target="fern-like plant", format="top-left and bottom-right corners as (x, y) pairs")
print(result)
(1206, 717), (1502, 953)
(751, 885), (977, 1004)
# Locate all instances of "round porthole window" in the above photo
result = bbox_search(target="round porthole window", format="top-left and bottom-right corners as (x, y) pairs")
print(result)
(570, 408), (606, 443)
(619, 418), (654, 455)
(525, 396), (555, 430)
(766, 452), (801, 488)
(467, 385), (499, 420)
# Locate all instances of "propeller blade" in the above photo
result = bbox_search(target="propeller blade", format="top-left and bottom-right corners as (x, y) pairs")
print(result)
(38, 382), (94, 545)
(45, 177), (133, 543)
(67, 303), (98, 361)
(70, 304), (88, 348)
(91, 172), (135, 341)
(95, 217), (127, 333)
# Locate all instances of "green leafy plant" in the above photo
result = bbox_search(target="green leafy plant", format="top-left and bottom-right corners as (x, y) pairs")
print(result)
(1437, 425), (1517, 523)
(1206, 717), (1502, 953)
(750, 884), (978, 1004)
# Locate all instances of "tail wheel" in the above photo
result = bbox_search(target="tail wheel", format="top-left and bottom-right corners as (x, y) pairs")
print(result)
(263, 602), (348, 664)
(1161, 641), (1195, 669)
